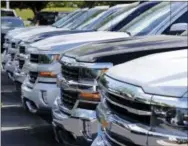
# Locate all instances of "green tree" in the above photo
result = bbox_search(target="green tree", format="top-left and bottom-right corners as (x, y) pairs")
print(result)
(1, 1), (49, 15)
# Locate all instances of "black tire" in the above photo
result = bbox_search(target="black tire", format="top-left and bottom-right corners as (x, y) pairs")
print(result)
(22, 98), (38, 114)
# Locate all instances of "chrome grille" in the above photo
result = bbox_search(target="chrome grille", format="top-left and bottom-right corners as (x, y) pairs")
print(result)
(30, 54), (39, 63)
(18, 59), (25, 69)
(61, 88), (78, 109)
(11, 42), (16, 48)
(19, 45), (25, 54)
(10, 53), (15, 61)
(5, 38), (9, 43)
(61, 64), (79, 81)
(102, 87), (151, 125)
(107, 92), (150, 112)
(28, 71), (38, 83)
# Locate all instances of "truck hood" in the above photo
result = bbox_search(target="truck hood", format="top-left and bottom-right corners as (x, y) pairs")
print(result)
(1, 26), (15, 34)
(12, 26), (70, 40)
(7, 26), (37, 37)
(106, 49), (188, 97)
(30, 31), (128, 51)
(64, 35), (187, 62)
(24, 29), (92, 44)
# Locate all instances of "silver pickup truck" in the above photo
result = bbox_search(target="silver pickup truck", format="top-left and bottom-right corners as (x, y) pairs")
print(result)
(20, 31), (128, 113)
(2, 6), (109, 79)
(13, 3), (139, 86)
(92, 49), (188, 146)
(52, 35), (187, 146)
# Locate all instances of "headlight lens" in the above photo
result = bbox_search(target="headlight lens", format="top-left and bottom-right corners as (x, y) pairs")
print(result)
(79, 68), (108, 80)
(39, 54), (60, 64)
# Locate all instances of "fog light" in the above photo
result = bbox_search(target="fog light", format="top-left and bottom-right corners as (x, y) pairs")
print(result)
(41, 90), (48, 104)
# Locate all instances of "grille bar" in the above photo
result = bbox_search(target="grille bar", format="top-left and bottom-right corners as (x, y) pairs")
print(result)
(19, 46), (25, 54)
(11, 42), (16, 48)
(10, 53), (15, 61)
(61, 88), (78, 109)
(102, 86), (151, 125)
(61, 64), (79, 81)
(19, 59), (25, 69)
(30, 54), (39, 63)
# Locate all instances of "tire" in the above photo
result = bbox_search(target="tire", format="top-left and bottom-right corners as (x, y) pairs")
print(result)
(22, 99), (38, 114)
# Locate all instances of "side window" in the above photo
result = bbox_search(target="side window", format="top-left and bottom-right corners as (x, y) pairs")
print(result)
(162, 11), (188, 35)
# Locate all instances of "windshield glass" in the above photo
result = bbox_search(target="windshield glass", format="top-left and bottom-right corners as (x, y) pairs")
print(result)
(52, 10), (81, 27)
(82, 7), (129, 31)
(55, 10), (87, 28)
(77, 10), (107, 30)
(1, 10), (15, 16)
(99, 7), (137, 31)
(1, 18), (24, 27)
(63, 9), (105, 30)
(120, 2), (183, 36)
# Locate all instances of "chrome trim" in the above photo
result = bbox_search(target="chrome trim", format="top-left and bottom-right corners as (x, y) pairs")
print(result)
(151, 95), (188, 109)
(99, 75), (152, 104)
(104, 131), (127, 146)
(105, 97), (151, 116)
(61, 56), (113, 69)
(57, 96), (97, 120)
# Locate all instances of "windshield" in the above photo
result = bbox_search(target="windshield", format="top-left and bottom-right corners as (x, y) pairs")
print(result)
(55, 10), (87, 28)
(62, 9), (105, 30)
(120, 2), (183, 36)
(1, 10), (15, 16)
(1, 18), (24, 27)
(99, 7), (137, 31)
(82, 7), (129, 31)
(77, 10), (107, 30)
(52, 10), (80, 27)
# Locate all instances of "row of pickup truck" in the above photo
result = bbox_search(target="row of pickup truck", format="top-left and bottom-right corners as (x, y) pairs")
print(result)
(1, 1), (188, 146)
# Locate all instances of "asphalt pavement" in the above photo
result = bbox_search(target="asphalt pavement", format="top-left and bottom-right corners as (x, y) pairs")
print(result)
(1, 71), (62, 146)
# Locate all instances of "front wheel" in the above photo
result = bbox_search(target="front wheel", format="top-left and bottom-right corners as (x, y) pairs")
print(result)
(22, 98), (38, 114)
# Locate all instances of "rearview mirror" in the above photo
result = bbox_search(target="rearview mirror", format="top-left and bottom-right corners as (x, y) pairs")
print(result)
(170, 23), (188, 35)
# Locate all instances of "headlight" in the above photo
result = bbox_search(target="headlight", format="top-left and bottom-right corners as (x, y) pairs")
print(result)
(38, 54), (60, 64)
(79, 68), (109, 80)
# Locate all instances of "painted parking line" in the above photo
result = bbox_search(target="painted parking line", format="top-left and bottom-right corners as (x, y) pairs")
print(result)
(1, 104), (22, 108)
(1, 126), (31, 131)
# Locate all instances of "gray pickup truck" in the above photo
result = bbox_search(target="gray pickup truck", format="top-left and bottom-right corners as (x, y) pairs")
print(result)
(92, 49), (188, 146)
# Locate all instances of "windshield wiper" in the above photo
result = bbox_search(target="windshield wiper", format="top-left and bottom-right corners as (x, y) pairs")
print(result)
(125, 31), (132, 36)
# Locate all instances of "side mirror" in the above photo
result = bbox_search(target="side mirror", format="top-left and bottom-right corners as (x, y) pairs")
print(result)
(170, 23), (188, 34)
(181, 30), (187, 36)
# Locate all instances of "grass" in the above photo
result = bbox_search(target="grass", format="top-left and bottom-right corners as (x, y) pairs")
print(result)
(42, 7), (77, 12)
(15, 8), (34, 20)
(15, 7), (77, 20)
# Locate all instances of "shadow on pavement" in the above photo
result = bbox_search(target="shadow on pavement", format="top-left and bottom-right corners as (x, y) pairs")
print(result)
(2, 125), (61, 146)
(1, 71), (61, 146)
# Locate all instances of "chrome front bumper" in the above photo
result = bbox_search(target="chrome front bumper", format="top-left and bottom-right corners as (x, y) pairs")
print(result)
(95, 100), (188, 146)
(8, 47), (18, 54)
(52, 96), (98, 146)
(14, 70), (27, 83)
(4, 60), (18, 71)
(21, 78), (60, 111)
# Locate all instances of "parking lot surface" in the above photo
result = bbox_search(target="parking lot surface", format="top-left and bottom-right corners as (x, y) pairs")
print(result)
(1, 71), (62, 146)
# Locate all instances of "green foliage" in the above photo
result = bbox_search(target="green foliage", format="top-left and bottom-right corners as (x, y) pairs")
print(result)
(1, 1), (134, 19)
(15, 8), (34, 20)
